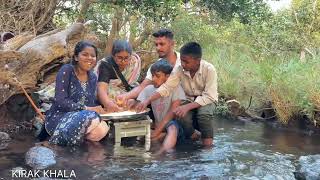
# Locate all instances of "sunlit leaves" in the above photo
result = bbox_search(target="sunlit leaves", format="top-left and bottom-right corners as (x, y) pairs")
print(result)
(199, 0), (272, 24)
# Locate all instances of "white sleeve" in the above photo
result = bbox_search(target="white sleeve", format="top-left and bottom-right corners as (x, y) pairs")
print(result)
(145, 66), (152, 80)
(172, 85), (186, 101)
(137, 85), (156, 102)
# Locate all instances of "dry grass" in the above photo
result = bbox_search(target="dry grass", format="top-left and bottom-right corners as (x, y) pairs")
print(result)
(269, 89), (299, 124)
(309, 90), (320, 126)
(310, 91), (320, 111)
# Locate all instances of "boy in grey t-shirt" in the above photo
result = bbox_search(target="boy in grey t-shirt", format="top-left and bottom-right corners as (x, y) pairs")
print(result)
(129, 59), (186, 154)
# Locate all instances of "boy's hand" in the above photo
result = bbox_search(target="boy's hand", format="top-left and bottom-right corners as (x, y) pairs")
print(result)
(135, 99), (150, 112)
(173, 105), (190, 118)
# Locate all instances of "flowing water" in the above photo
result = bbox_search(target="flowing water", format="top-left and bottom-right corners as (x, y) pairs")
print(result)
(1, 117), (320, 179)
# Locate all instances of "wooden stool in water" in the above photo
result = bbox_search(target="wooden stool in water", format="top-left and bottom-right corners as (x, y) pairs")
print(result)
(111, 115), (152, 150)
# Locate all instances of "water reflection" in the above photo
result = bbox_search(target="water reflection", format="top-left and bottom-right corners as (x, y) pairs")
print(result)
(83, 141), (107, 166)
(1, 118), (320, 179)
(262, 123), (320, 155)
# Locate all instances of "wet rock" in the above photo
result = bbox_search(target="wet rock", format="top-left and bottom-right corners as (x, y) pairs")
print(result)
(298, 155), (320, 180)
(0, 131), (11, 150)
(0, 131), (10, 140)
(226, 99), (253, 119)
(36, 82), (55, 113)
(226, 99), (243, 116)
(25, 146), (56, 169)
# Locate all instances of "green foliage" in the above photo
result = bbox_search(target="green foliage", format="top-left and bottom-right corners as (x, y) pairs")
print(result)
(199, 0), (272, 24)
(204, 44), (320, 124)
(85, 2), (113, 36)
(169, 2), (320, 124)
(292, 0), (320, 48)
(116, 0), (182, 23)
(171, 11), (219, 48)
(212, 99), (230, 117)
(268, 58), (320, 123)
(54, 0), (80, 28)
(53, 0), (183, 50)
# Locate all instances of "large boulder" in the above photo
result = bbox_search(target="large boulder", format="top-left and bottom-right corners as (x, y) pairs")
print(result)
(25, 146), (56, 169)
(298, 155), (320, 180)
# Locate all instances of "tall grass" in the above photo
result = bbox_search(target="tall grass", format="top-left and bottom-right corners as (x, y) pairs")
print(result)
(205, 45), (320, 125)
(171, 10), (320, 125)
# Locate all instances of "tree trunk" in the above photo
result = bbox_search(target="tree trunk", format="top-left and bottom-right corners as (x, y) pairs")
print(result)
(1, 33), (36, 51)
(104, 7), (123, 55)
(0, 23), (87, 106)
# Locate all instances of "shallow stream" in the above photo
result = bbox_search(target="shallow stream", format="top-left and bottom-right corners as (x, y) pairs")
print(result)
(1, 117), (320, 179)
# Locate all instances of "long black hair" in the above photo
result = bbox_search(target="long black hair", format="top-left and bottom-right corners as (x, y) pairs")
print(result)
(71, 41), (98, 65)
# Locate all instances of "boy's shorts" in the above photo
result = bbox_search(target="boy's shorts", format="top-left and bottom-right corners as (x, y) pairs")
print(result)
(165, 120), (185, 143)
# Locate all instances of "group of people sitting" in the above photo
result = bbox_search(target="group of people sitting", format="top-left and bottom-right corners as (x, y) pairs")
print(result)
(44, 28), (218, 154)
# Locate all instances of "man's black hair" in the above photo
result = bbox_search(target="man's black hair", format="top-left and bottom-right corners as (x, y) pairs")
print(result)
(180, 42), (202, 60)
(152, 28), (174, 40)
(150, 59), (173, 75)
